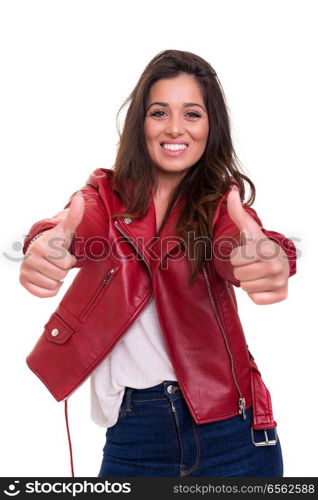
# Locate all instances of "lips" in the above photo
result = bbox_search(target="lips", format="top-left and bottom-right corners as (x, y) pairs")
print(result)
(159, 143), (188, 157)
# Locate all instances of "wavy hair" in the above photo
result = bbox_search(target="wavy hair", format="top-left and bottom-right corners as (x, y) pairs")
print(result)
(111, 49), (256, 284)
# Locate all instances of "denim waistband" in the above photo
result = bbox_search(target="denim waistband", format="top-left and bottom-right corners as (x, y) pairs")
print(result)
(120, 381), (256, 434)
(123, 380), (181, 403)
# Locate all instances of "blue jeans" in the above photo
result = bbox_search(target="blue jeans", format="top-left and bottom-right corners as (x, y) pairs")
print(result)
(98, 380), (284, 477)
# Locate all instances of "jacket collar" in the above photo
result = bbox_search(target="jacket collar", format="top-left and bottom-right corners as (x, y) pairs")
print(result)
(87, 168), (237, 271)
(112, 190), (187, 272)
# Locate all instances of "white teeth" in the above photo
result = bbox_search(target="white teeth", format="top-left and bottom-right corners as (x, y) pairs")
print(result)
(162, 143), (188, 151)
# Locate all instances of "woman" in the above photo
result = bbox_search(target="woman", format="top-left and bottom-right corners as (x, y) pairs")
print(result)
(20, 49), (297, 477)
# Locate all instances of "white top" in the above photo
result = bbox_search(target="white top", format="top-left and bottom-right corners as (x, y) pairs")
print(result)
(90, 296), (178, 428)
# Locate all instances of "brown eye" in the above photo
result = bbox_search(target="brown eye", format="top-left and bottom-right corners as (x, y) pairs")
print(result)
(150, 111), (166, 117)
(187, 112), (201, 118)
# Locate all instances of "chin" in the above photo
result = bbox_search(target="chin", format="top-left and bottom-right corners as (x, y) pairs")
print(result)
(155, 158), (194, 170)
(156, 163), (191, 174)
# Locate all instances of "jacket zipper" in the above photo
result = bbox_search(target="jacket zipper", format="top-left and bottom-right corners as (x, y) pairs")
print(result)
(114, 220), (152, 276)
(116, 220), (246, 419)
(79, 266), (119, 322)
(63, 220), (154, 400)
(227, 283), (254, 368)
(62, 293), (153, 402)
(203, 266), (246, 420)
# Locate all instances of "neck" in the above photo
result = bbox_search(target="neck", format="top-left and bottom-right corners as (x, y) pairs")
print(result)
(154, 168), (185, 199)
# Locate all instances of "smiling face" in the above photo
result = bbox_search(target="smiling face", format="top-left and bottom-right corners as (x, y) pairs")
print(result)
(144, 73), (209, 179)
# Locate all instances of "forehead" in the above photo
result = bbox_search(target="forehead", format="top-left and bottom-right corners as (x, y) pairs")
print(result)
(147, 74), (204, 103)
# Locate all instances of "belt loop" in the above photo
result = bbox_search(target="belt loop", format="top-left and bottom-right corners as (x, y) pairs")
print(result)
(125, 388), (133, 412)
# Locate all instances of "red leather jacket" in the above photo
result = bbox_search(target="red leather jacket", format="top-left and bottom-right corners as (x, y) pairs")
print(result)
(23, 168), (297, 431)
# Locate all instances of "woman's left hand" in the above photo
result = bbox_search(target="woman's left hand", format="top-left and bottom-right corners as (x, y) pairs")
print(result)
(227, 185), (290, 305)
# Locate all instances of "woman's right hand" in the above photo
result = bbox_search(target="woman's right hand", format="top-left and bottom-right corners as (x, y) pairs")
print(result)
(19, 191), (85, 298)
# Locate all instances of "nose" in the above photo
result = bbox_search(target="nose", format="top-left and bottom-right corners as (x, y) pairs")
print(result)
(164, 114), (185, 136)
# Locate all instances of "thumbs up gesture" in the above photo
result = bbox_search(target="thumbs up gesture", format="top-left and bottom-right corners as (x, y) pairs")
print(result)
(227, 185), (290, 305)
(19, 191), (85, 298)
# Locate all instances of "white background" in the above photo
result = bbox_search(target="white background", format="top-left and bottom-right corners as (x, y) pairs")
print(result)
(0, 0), (316, 478)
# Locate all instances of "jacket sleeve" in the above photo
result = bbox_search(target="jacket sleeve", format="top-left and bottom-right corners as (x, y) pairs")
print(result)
(212, 202), (297, 287)
(22, 183), (108, 269)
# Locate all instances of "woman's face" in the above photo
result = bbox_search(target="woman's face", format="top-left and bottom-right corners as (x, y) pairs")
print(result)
(144, 73), (209, 178)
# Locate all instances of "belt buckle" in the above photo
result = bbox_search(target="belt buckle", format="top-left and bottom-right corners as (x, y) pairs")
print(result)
(251, 426), (278, 446)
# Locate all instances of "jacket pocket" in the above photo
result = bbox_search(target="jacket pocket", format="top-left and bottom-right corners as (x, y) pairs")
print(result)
(79, 265), (119, 322)
(45, 313), (75, 345)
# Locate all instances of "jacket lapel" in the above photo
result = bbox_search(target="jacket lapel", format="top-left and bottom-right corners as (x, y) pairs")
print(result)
(92, 169), (236, 273)
(112, 196), (158, 271)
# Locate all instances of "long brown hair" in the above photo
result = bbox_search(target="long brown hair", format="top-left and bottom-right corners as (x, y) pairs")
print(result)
(111, 49), (256, 284)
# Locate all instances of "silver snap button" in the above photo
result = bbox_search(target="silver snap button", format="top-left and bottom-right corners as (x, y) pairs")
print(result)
(51, 328), (59, 337)
(167, 385), (176, 394)
(124, 217), (132, 224)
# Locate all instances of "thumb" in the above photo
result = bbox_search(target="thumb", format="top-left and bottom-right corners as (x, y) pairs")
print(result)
(226, 184), (263, 245)
(56, 191), (85, 249)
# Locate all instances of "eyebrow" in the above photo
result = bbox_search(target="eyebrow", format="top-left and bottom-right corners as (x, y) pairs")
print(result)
(147, 101), (206, 112)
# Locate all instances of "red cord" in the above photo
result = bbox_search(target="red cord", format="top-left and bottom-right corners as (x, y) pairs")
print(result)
(64, 399), (75, 477)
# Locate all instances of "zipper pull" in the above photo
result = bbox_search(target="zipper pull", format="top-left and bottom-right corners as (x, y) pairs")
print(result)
(170, 401), (176, 412)
(103, 267), (115, 284)
(238, 397), (246, 420)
